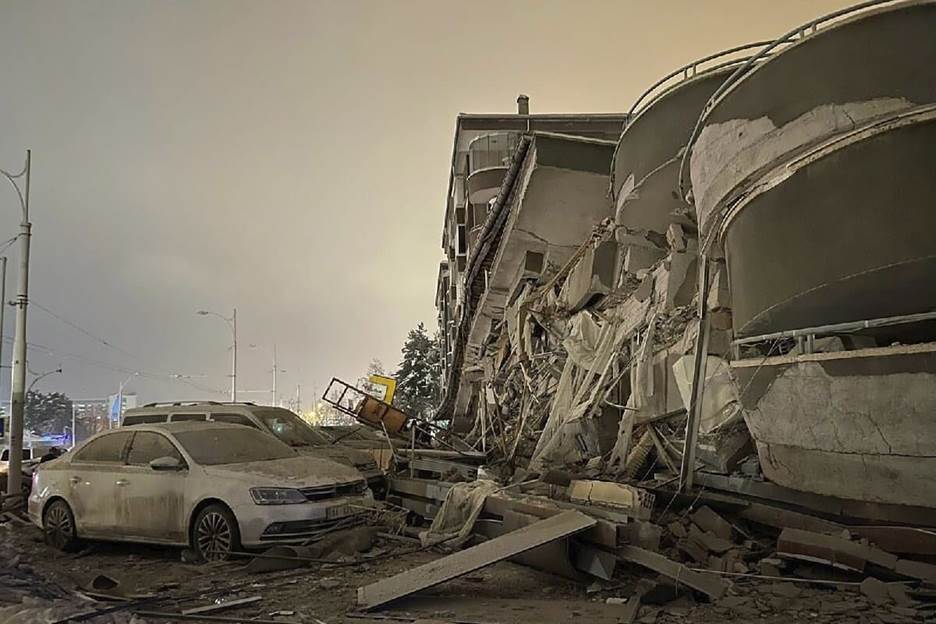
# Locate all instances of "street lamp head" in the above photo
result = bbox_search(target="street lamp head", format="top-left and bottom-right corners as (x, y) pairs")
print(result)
(196, 310), (210, 316)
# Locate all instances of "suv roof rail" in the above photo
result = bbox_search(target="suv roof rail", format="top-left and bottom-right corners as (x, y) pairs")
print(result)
(140, 401), (224, 408)
(139, 401), (259, 408)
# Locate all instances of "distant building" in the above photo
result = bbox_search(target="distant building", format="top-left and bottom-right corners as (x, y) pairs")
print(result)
(73, 393), (138, 436)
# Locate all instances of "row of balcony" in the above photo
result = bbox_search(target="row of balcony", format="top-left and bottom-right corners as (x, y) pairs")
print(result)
(466, 132), (519, 205)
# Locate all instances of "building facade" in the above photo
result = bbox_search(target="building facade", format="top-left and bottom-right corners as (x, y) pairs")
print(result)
(435, 97), (627, 430)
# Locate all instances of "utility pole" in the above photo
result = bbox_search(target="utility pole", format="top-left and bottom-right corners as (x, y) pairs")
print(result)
(295, 384), (301, 413)
(0, 256), (6, 436)
(2, 151), (30, 497)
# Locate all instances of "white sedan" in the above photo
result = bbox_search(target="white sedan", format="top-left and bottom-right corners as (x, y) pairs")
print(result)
(28, 421), (373, 560)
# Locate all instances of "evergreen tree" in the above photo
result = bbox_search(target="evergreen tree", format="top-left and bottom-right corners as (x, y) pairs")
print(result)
(25, 391), (73, 435)
(394, 323), (441, 419)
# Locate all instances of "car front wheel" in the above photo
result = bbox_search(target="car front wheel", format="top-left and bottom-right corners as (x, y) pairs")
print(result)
(43, 500), (79, 551)
(193, 504), (241, 562)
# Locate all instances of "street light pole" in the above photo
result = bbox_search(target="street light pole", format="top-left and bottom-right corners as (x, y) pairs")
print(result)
(198, 308), (237, 402)
(110, 372), (138, 429)
(1, 151), (31, 497)
(27, 367), (62, 394)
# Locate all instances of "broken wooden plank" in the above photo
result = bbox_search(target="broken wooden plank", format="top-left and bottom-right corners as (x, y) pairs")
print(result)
(181, 596), (262, 616)
(357, 510), (597, 610)
(617, 545), (726, 600)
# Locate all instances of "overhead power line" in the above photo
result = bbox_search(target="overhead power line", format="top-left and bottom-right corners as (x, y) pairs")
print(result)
(1, 336), (227, 397)
(31, 300), (139, 360)
(3, 301), (230, 397)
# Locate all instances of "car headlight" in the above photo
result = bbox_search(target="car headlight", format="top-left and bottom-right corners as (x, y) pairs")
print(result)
(249, 487), (306, 505)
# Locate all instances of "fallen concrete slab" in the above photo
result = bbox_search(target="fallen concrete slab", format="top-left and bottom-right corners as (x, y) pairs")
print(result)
(896, 558), (936, 585)
(691, 506), (733, 540)
(356, 510), (597, 611)
(617, 545), (726, 600)
(777, 528), (898, 573)
(502, 509), (583, 580)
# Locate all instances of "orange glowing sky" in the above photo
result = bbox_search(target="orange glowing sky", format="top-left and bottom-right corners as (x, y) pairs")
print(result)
(0, 0), (856, 404)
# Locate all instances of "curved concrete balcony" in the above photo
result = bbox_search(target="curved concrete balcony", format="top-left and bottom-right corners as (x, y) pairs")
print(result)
(733, 341), (936, 508)
(466, 132), (519, 205)
(612, 63), (738, 236)
(611, 40), (776, 201)
(722, 105), (936, 337)
(466, 166), (507, 205)
(688, 1), (936, 242)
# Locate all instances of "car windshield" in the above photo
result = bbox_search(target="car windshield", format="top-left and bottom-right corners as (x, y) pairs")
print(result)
(255, 408), (331, 448)
(173, 427), (296, 465)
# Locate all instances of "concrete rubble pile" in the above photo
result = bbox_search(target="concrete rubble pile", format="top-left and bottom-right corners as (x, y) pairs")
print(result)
(453, 68), (747, 491)
(375, 474), (936, 622)
(460, 210), (726, 484)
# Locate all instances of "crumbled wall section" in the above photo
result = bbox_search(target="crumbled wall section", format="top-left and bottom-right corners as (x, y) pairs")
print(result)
(734, 345), (936, 507)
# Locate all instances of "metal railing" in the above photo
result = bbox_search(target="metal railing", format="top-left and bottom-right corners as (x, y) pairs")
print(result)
(609, 41), (779, 198)
(676, 0), (910, 202)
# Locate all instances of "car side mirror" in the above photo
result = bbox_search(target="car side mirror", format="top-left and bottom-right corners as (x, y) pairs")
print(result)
(149, 456), (183, 471)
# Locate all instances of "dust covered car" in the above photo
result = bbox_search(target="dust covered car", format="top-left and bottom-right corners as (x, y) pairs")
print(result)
(121, 402), (385, 492)
(28, 422), (373, 560)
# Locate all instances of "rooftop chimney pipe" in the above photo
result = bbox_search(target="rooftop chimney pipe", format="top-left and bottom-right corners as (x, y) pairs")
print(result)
(517, 94), (530, 115)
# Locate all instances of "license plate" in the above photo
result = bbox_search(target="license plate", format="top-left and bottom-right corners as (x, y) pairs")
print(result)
(326, 504), (351, 520)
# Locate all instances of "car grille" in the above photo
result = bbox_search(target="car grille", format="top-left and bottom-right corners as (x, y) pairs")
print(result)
(260, 514), (366, 541)
(298, 480), (367, 501)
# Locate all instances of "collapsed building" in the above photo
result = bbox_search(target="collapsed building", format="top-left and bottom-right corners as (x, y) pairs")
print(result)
(6, 3), (936, 622)
(434, 0), (936, 519)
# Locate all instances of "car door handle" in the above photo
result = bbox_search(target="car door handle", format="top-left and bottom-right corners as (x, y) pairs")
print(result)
(115, 479), (129, 487)
(70, 476), (81, 485)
